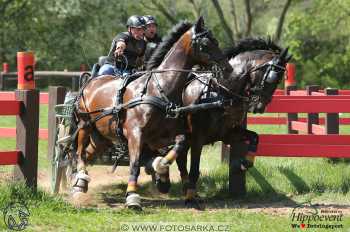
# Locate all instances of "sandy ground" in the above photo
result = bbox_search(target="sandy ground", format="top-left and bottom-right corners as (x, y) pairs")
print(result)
(1, 166), (350, 216)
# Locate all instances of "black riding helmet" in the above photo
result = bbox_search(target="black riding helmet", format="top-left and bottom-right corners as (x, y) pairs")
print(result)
(143, 15), (158, 26)
(126, 15), (146, 28)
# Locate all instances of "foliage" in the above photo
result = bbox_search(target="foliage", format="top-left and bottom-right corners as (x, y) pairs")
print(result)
(0, 0), (349, 89)
(0, 0), (293, 71)
(283, 0), (350, 88)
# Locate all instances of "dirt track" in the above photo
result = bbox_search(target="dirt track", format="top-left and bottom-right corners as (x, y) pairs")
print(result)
(37, 166), (350, 216)
(2, 166), (350, 216)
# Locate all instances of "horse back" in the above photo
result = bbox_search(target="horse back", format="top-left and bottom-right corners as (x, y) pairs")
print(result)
(81, 75), (123, 112)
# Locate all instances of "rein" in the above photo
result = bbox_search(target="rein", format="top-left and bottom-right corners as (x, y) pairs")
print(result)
(189, 72), (249, 102)
(75, 67), (224, 124)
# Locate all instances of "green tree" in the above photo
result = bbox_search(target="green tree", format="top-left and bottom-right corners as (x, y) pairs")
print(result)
(284, 0), (350, 88)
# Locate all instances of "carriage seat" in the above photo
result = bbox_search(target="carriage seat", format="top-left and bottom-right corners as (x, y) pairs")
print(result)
(91, 56), (109, 78)
(98, 56), (108, 66)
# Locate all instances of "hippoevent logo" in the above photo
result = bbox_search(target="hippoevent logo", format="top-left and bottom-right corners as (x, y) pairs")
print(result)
(2, 201), (30, 231)
(290, 201), (343, 230)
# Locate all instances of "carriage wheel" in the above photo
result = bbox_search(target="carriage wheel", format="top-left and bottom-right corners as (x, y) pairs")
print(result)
(51, 122), (71, 194)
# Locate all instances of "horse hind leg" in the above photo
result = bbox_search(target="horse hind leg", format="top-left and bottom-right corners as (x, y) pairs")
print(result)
(85, 130), (110, 162)
(72, 127), (92, 194)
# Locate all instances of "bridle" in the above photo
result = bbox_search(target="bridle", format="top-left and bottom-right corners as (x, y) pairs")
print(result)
(191, 27), (227, 77)
(245, 55), (286, 107)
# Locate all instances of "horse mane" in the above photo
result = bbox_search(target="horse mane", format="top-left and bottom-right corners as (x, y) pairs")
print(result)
(146, 21), (193, 70)
(223, 37), (282, 59)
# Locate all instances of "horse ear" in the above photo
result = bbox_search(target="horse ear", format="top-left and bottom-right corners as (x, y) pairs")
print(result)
(286, 54), (293, 62)
(194, 16), (205, 33)
(279, 47), (289, 60)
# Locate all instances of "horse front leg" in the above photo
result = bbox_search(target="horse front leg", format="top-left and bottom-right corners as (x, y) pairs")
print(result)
(125, 131), (143, 210)
(150, 134), (189, 194)
(152, 134), (189, 174)
(229, 127), (258, 170)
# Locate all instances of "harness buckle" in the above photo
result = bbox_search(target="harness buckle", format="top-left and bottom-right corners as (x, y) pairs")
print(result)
(165, 102), (179, 119)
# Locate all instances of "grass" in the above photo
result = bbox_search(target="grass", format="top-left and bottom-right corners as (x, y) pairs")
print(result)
(0, 183), (294, 232)
(0, 105), (48, 129)
(0, 148), (349, 231)
(0, 108), (350, 231)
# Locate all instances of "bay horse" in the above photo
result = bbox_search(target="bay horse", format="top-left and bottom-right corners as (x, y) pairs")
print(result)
(151, 38), (292, 208)
(72, 17), (232, 210)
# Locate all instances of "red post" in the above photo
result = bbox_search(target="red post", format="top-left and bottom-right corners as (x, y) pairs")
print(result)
(306, 85), (320, 134)
(284, 63), (296, 87)
(285, 85), (298, 134)
(2, 63), (9, 73)
(17, 51), (35, 90)
(80, 64), (87, 72)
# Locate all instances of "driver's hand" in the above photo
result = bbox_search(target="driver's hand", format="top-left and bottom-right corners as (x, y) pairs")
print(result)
(115, 41), (126, 57)
(115, 47), (124, 57)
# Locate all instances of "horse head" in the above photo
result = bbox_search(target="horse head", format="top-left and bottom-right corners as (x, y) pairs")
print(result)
(146, 16), (231, 79)
(247, 47), (292, 113)
(189, 16), (232, 75)
(224, 38), (292, 113)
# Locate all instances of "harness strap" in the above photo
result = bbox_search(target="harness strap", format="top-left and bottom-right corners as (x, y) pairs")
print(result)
(77, 95), (169, 126)
(121, 96), (168, 112)
(152, 74), (171, 105)
(140, 73), (153, 97)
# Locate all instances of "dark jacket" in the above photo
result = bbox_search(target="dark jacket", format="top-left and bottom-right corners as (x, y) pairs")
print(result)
(106, 32), (146, 70)
(144, 34), (162, 64)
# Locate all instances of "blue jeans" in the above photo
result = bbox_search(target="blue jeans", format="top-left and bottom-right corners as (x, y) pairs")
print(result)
(98, 64), (131, 77)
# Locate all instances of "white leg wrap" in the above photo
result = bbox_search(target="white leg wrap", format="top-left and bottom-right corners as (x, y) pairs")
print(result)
(76, 170), (91, 183)
(152, 157), (169, 175)
(126, 193), (141, 207)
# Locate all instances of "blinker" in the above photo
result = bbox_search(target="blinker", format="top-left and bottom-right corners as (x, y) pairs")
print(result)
(265, 70), (279, 83)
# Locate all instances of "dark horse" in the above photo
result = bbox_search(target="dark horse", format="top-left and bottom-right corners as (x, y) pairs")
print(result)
(72, 17), (232, 210)
(151, 38), (292, 208)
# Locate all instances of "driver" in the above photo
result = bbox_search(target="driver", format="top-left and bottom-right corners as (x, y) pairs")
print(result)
(143, 15), (162, 66)
(98, 15), (147, 77)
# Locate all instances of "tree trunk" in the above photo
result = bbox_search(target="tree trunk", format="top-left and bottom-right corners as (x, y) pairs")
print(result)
(210, 0), (235, 45)
(243, 0), (252, 36)
(229, 0), (240, 38)
(150, 0), (177, 24)
(274, 0), (292, 42)
(188, 0), (201, 19)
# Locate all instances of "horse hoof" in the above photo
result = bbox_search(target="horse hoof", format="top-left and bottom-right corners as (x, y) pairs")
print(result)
(152, 157), (169, 174)
(126, 193), (142, 211)
(185, 198), (205, 210)
(156, 179), (171, 194)
(127, 204), (142, 211)
(71, 170), (90, 193)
